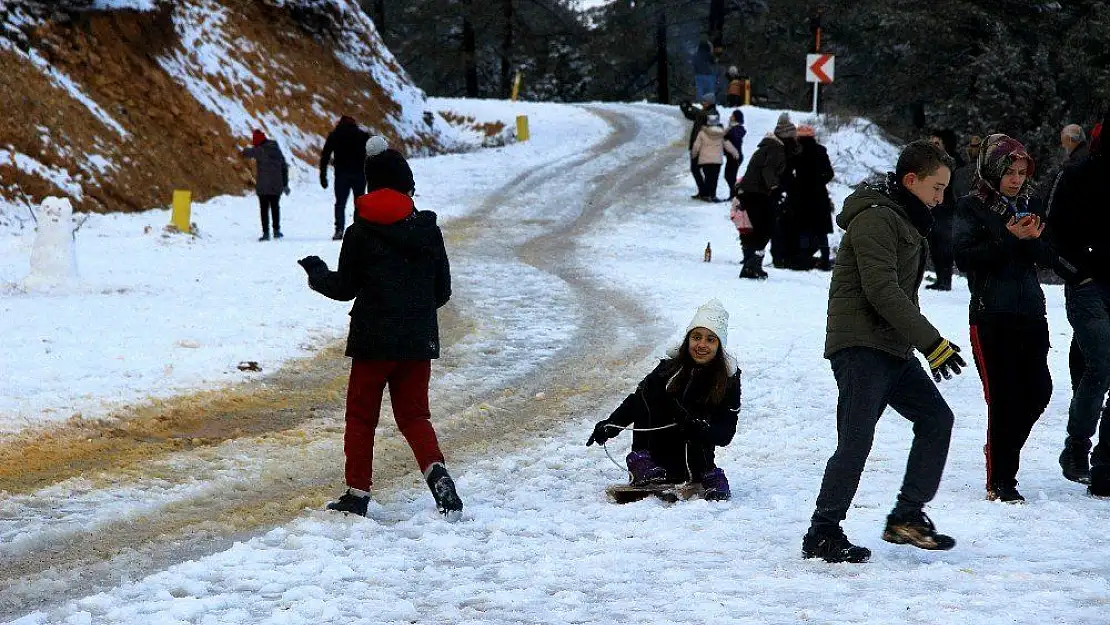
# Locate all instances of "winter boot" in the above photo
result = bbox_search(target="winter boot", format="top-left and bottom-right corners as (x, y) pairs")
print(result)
(1060, 436), (1092, 484)
(273, 229), (283, 239)
(332, 228), (344, 241)
(802, 526), (871, 563)
(739, 252), (768, 280)
(625, 450), (668, 486)
(882, 509), (956, 551)
(326, 488), (370, 516)
(1088, 464), (1110, 498)
(701, 467), (731, 501)
(424, 462), (463, 520)
(258, 231), (270, 242)
(986, 483), (1025, 504)
(924, 281), (951, 291)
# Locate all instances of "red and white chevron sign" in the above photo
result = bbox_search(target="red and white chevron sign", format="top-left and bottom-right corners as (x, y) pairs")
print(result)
(806, 53), (835, 83)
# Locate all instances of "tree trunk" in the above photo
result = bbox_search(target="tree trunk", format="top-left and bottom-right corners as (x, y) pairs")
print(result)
(462, 0), (479, 97)
(656, 9), (669, 104)
(501, 0), (513, 98)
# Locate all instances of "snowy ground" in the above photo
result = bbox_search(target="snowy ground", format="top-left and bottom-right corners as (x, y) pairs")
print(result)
(4, 101), (1110, 624)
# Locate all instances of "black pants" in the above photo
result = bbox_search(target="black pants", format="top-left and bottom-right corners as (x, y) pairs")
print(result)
(739, 193), (774, 270)
(811, 347), (954, 530)
(928, 229), (954, 287)
(698, 164), (721, 199)
(259, 194), (280, 234)
(969, 315), (1052, 489)
(689, 157), (704, 196)
(724, 156), (741, 199)
(334, 170), (366, 231)
(1065, 282), (1110, 463)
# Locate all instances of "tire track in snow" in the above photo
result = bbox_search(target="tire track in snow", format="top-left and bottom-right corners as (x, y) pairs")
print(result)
(0, 104), (686, 620)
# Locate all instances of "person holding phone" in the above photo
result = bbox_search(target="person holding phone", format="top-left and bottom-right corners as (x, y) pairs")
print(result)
(953, 134), (1060, 503)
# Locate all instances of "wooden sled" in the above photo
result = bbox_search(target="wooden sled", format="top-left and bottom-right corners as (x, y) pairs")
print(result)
(605, 482), (704, 504)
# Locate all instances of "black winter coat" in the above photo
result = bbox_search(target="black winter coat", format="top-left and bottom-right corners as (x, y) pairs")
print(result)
(241, 140), (288, 196)
(1047, 153), (1110, 285)
(603, 360), (741, 482)
(782, 137), (834, 234)
(953, 194), (1056, 321)
(320, 122), (371, 175)
(308, 189), (451, 360)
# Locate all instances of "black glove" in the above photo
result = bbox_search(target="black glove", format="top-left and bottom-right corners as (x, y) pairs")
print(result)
(926, 338), (966, 382)
(283, 186), (291, 197)
(586, 421), (616, 447)
(297, 255), (327, 276)
(320, 172), (328, 189)
(678, 417), (712, 443)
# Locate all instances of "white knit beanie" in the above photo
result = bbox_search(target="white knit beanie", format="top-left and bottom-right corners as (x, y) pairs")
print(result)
(366, 135), (389, 158)
(685, 299), (729, 348)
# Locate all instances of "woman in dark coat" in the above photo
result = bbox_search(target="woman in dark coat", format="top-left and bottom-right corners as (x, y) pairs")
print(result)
(953, 134), (1057, 504)
(297, 146), (463, 520)
(782, 125), (835, 270)
(586, 300), (741, 501)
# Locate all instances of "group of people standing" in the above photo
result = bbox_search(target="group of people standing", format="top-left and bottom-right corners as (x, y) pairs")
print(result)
(804, 108), (1110, 564)
(679, 98), (836, 279)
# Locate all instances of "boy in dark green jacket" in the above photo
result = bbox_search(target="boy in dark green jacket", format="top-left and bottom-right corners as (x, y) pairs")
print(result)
(803, 141), (965, 563)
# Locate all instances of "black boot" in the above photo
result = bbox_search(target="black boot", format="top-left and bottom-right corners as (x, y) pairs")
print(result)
(332, 228), (344, 241)
(802, 526), (871, 563)
(258, 231), (270, 242)
(987, 483), (1025, 504)
(424, 463), (463, 520)
(1060, 436), (1092, 484)
(326, 489), (370, 516)
(882, 509), (955, 551)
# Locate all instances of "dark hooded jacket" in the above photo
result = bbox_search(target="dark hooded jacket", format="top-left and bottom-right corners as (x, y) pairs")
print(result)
(825, 175), (942, 359)
(782, 136), (835, 234)
(320, 118), (371, 175)
(602, 359), (741, 482)
(739, 134), (794, 197)
(241, 140), (288, 196)
(1048, 114), (1110, 286)
(953, 140), (1058, 320)
(307, 189), (451, 360)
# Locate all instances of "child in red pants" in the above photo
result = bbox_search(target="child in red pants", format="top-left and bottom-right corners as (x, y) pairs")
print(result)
(298, 144), (462, 520)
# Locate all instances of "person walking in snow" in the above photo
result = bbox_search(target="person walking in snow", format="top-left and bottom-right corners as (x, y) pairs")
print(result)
(296, 147), (463, 520)
(781, 124), (834, 270)
(691, 114), (726, 201)
(680, 94), (719, 199)
(1046, 107), (1110, 494)
(320, 115), (376, 240)
(240, 129), (289, 241)
(723, 110), (747, 199)
(954, 134), (1059, 504)
(924, 130), (964, 291)
(586, 300), (741, 501)
(803, 140), (964, 564)
(736, 112), (798, 279)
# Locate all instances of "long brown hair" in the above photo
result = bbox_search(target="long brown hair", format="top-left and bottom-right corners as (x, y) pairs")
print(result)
(663, 330), (733, 406)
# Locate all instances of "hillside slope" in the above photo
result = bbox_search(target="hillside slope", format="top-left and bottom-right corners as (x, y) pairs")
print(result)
(0, 0), (462, 224)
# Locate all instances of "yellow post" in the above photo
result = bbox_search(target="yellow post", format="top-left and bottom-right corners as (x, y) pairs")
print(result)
(743, 79), (751, 106)
(516, 115), (530, 142)
(511, 70), (522, 102)
(171, 189), (192, 233)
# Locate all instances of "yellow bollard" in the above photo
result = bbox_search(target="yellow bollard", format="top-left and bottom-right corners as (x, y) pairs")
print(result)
(171, 189), (192, 233)
(511, 70), (523, 102)
(516, 115), (530, 142)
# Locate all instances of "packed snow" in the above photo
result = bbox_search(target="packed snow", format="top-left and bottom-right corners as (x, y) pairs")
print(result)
(3, 100), (1109, 624)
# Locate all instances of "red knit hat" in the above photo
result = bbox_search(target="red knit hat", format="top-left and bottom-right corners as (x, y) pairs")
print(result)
(252, 129), (266, 147)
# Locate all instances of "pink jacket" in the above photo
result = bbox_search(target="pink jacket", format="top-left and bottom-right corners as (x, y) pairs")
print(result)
(691, 125), (726, 165)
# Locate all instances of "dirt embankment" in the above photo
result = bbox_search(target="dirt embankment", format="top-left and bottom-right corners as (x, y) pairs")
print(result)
(0, 1), (441, 216)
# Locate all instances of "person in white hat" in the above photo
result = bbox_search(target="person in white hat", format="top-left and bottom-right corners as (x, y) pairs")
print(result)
(586, 299), (741, 500)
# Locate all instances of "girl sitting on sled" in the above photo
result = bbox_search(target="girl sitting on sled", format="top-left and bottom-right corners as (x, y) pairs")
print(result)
(586, 299), (741, 500)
